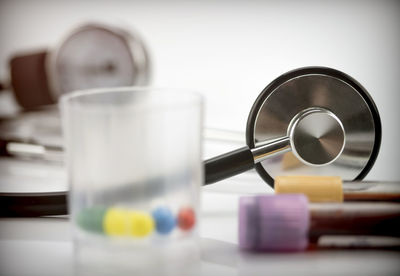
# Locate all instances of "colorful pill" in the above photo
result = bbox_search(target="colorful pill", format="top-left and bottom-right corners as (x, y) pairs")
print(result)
(177, 207), (196, 231)
(129, 211), (155, 237)
(103, 208), (130, 236)
(77, 206), (107, 233)
(152, 206), (176, 235)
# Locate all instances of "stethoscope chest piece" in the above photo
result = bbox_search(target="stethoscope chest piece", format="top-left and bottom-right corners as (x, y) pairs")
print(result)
(246, 67), (381, 186)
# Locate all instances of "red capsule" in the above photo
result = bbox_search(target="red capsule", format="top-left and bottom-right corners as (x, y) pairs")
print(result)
(177, 207), (196, 231)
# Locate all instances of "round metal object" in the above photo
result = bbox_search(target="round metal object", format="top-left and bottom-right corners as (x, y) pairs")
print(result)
(288, 107), (345, 167)
(246, 67), (381, 187)
(47, 24), (150, 99)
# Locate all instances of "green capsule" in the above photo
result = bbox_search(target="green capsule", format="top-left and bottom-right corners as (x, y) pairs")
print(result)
(77, 206), (107, 234)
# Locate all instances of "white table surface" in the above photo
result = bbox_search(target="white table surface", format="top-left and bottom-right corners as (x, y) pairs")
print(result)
(1, 160), (400, 276)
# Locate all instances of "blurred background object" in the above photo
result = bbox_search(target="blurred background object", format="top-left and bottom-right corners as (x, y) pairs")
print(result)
(1, 23), (150, 110)
(0, 21), (152, 168)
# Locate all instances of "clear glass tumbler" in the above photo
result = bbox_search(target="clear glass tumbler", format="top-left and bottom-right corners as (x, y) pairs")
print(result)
(60, 87), (203, 275)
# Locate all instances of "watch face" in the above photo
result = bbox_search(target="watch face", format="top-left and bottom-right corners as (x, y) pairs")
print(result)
(48, 25), (150, 98)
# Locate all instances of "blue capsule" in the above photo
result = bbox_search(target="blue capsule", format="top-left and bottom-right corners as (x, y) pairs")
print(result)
(152, 206), (176, 235)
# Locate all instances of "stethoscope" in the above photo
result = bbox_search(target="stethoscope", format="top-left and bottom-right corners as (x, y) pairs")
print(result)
(205, 66), (381, 186)
(0, 67), (381, 217)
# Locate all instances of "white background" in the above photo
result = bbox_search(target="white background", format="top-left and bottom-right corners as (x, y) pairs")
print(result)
(0, 0), (399, 181)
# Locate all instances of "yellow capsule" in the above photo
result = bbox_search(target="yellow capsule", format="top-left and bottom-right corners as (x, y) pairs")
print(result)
(128, 211), (155, 237)
(103, 208), (129, 236)
(275, 175), (343, 202)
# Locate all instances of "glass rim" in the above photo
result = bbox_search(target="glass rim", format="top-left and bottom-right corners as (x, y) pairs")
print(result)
(59, 86), (203, 107)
